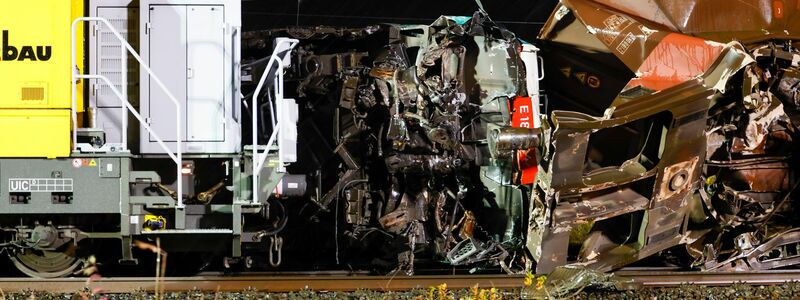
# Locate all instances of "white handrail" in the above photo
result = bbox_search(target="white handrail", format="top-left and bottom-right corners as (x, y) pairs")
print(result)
(71, 17), (184, 208)
(251, 38), (298, 204)
(120, 35), (128, 150)
(80, 75), (179, 163)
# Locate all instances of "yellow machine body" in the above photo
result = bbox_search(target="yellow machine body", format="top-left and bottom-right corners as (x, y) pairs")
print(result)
(0, 0), (84, 158)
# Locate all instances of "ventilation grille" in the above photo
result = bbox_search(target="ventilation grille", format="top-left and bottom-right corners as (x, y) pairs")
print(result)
(98, 16), (139, 104)
(21, 87), (45, 101)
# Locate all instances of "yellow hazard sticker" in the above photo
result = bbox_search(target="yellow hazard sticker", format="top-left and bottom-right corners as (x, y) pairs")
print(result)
(72, 158), (98, 168)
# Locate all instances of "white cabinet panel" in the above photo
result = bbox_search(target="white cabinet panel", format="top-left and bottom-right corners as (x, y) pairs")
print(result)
(140, 0), (241, 154)
(186, 5), (225, 142)
(148, 5), (187, 142)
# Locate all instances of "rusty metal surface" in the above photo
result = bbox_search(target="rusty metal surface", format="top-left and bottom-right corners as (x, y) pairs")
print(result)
(0, 275), (525, 293)
(528, 0), (799, 279)
(546, 0), (800, 69)
(588, 0), (800, 44)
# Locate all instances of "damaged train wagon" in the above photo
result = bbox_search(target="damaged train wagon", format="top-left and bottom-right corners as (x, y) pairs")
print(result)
(240, 13), (541, 274)
(529, 0), (800, 274)
(239, 0), (799, 275)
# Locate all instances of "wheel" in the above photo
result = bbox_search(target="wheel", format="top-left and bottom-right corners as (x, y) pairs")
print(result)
(9, 244), (83, 278)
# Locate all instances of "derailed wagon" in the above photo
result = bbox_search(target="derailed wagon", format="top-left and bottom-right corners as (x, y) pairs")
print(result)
(525, 0), (799, 274)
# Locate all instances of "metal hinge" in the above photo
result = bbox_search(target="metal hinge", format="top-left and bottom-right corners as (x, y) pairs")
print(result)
(145, 22), (151, 35)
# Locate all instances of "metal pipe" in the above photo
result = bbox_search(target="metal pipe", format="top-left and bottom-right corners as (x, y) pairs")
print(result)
(491, 127), (542, 151)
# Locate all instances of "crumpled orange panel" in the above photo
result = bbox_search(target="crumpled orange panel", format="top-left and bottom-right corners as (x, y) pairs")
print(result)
(628, 33), (725, 91)
(591, 0), (800, 42)
(588, 0), (800, 43)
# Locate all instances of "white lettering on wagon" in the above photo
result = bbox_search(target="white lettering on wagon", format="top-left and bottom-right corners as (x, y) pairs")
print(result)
(9, 178), (73, 192)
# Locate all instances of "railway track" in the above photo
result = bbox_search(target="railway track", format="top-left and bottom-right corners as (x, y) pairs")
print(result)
(2, 271), (800, 294)
(0, 275), (525, 293)
(615, 270), (800, 287)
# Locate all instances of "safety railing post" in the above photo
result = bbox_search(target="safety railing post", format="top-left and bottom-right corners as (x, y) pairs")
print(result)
(72, 17), (183, 208)
(251, 39), (298, 205)
(120, 36), (128, 150)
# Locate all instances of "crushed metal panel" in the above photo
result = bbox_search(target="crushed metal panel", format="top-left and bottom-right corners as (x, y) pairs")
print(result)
(529, 0), (799, 277)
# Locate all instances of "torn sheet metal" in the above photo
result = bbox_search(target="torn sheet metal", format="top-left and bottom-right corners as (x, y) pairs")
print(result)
(527, 0), (799, 276)
(585, 0), (800, 44)
(545, 0), (731, 93)
(627, 33), (725, 91)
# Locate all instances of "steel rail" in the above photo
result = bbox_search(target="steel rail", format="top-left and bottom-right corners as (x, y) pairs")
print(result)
(0, 275), (525, 293)
(6, 271), (800, 293)
(615, 270), (800, 287)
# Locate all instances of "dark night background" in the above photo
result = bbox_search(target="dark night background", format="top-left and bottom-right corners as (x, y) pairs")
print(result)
(241, 0), (630, 117)
(240, 0), (625, 116)
(241, 0), (559, 42)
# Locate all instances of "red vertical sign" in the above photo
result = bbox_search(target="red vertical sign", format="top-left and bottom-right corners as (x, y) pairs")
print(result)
(511, 96), (538, 185)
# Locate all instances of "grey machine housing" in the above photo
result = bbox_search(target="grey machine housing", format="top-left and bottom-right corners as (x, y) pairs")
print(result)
(139, 0), (242, 154)
(90, 0), (242, 154)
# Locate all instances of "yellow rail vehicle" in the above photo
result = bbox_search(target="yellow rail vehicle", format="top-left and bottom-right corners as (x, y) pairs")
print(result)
(0, 0), (290, 278)
(1, 1), (84, 158)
